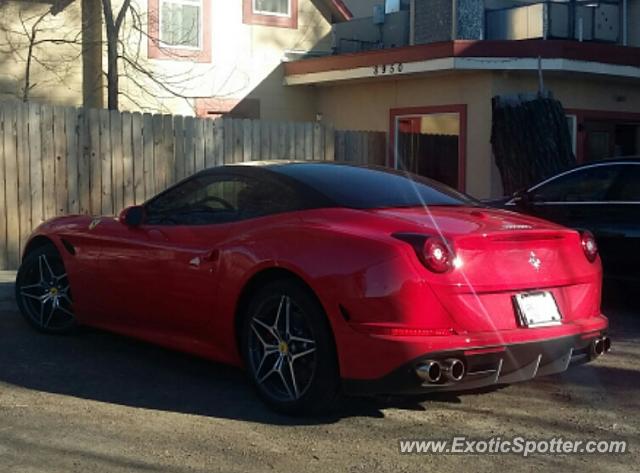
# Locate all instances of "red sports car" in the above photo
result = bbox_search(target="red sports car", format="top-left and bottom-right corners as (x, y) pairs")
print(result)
(15, 162), (610, 414)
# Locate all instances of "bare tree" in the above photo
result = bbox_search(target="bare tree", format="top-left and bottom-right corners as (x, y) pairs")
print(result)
(97, 0), (219, 111)
(0, 0), (81, 102)
(0, 0), (233, 112)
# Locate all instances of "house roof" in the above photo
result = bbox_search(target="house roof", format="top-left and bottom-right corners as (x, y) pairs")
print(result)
(284, 40), (640, 85)
(325, 0), (353, 21)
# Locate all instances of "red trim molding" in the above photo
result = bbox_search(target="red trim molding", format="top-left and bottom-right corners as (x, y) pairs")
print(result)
(243, 0), (298, 29)
(148, 0), (212, 62)
(285, 40), (640, 76)
(389, 105), (468, 192)
(330, 0), (353, 21)
(565, 108), (640, 163)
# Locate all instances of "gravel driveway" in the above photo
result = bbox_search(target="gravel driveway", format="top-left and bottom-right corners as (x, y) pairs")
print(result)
(1, 271), (637, 472)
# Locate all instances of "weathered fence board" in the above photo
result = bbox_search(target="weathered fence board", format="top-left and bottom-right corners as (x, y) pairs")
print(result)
(17, 104), (31, 257)
(29, 104), (43, 229)
(77, 109), (91, 214)
(100, 110), (112, 216)
(193, 118), (205, 173)
(0, 100), (386, 269)
(4, 105), (19, 267)
(88, 108), (101, 215)
(53, 107), (67, 216)
(64, 108), (79, 214)
(0, 108), (7, 269)
(204, 119), (216, 168)
(121, 112), (134, 208)
(142, 113), (154, 200)
(110, 110), (124, 214)
(162, 114), (175, 188)
(182, 116), (195, 179)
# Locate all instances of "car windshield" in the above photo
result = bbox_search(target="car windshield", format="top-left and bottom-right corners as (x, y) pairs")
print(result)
(273, 163), (479, 209)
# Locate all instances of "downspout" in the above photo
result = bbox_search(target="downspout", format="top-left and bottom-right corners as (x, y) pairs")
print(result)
(410, 0), (415, 45)
(451, 0), (458, 40)
(622, 0), (628, 45)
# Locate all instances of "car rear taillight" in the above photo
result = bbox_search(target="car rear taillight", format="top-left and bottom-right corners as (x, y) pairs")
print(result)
(392, 233), (456, 273)
(422, 237), (453, 273)
(580, 231), (598, 263)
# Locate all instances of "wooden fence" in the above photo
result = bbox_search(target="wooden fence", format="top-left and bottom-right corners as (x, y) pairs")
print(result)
(0, 100), (387, 269)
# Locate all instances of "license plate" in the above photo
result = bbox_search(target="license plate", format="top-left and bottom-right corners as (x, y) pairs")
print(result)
(513, 291), (562, 327)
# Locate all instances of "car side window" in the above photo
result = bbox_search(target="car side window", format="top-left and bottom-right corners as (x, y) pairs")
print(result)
(530, 165), (620, 203)
(609, 165), (640, 202)
(145, 173), (303, 225)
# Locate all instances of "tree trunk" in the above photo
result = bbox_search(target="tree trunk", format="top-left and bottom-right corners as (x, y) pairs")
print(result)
(82, 0), (104, 108)
(105, 24), (118, 110)
(101, 0), (130, 110)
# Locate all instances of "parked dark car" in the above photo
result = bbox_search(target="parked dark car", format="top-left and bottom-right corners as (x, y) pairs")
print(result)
(487, 158), (640, 284)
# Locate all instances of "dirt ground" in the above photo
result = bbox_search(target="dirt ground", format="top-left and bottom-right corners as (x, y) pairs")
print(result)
(0, 271), (637, 472)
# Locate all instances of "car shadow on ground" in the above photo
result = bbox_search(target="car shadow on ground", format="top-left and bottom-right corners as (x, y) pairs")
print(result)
(1, 279), (637, 426)
(0, 280), (424, 425)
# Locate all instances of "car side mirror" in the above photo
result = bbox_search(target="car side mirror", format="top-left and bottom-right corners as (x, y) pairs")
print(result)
(119, 205), (146, 227)
(512, 189), (531, 207)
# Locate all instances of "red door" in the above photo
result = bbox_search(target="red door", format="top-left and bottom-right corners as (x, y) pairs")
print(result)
(94, 220), (229, 340)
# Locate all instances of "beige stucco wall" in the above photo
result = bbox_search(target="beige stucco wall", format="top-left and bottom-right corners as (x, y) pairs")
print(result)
(1, 0), (331, 118)
(315, 69), (640, 199)
(0, 0), (83, 105)
(316, 71), (496, 198)
(491, 71), (640, 114)
(116, 0), (333, 118)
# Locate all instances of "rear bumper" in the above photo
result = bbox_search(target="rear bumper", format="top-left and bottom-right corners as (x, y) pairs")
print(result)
(342, 324), (609, 395)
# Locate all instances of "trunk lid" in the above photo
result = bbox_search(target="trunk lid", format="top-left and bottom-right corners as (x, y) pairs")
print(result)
(371, 206), (601, 331)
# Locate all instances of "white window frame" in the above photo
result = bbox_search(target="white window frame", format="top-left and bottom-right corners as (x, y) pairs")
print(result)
(158, 0), (203, 50)
(252, 0), (292, 18)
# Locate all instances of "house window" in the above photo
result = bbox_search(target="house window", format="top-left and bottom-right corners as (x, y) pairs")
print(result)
(390, 106), (467, 191)
(243, 0), (298, 28)
(148, 0), (211, 62)
(253, 0), (290, 17)
(160, 0), (202, 49)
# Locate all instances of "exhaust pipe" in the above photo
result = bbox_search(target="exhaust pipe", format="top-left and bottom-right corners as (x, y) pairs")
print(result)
(441, 358), (465, 382)
(603, 336), (611, 353)
(416, 360), (442, 384)
(591, 338), (605, 357)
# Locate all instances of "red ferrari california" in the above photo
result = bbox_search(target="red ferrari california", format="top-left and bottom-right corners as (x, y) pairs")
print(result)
(15, 162), (610, 414)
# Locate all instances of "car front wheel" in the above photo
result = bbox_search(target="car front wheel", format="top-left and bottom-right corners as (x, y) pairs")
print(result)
(15, 243), (77, 334)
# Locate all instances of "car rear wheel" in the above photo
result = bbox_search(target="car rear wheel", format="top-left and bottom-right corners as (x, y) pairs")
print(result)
(15, 243), (77, 334)
(241, 279), (340, 415)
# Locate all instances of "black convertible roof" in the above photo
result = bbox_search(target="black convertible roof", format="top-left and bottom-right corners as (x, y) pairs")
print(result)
(190, 160), (479, 210)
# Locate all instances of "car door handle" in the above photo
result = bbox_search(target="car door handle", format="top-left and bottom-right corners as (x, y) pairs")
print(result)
(189, 250), (219, 268)
(202, 249), (219, 262)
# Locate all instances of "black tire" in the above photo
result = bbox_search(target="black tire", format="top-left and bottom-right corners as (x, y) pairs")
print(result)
(15, 243), (77, 334)
(241, 279), (340, 416)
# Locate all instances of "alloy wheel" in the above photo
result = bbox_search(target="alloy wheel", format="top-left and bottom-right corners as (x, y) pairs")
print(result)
(248, 294), (317, 402)
(18, 252), (75, 331)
